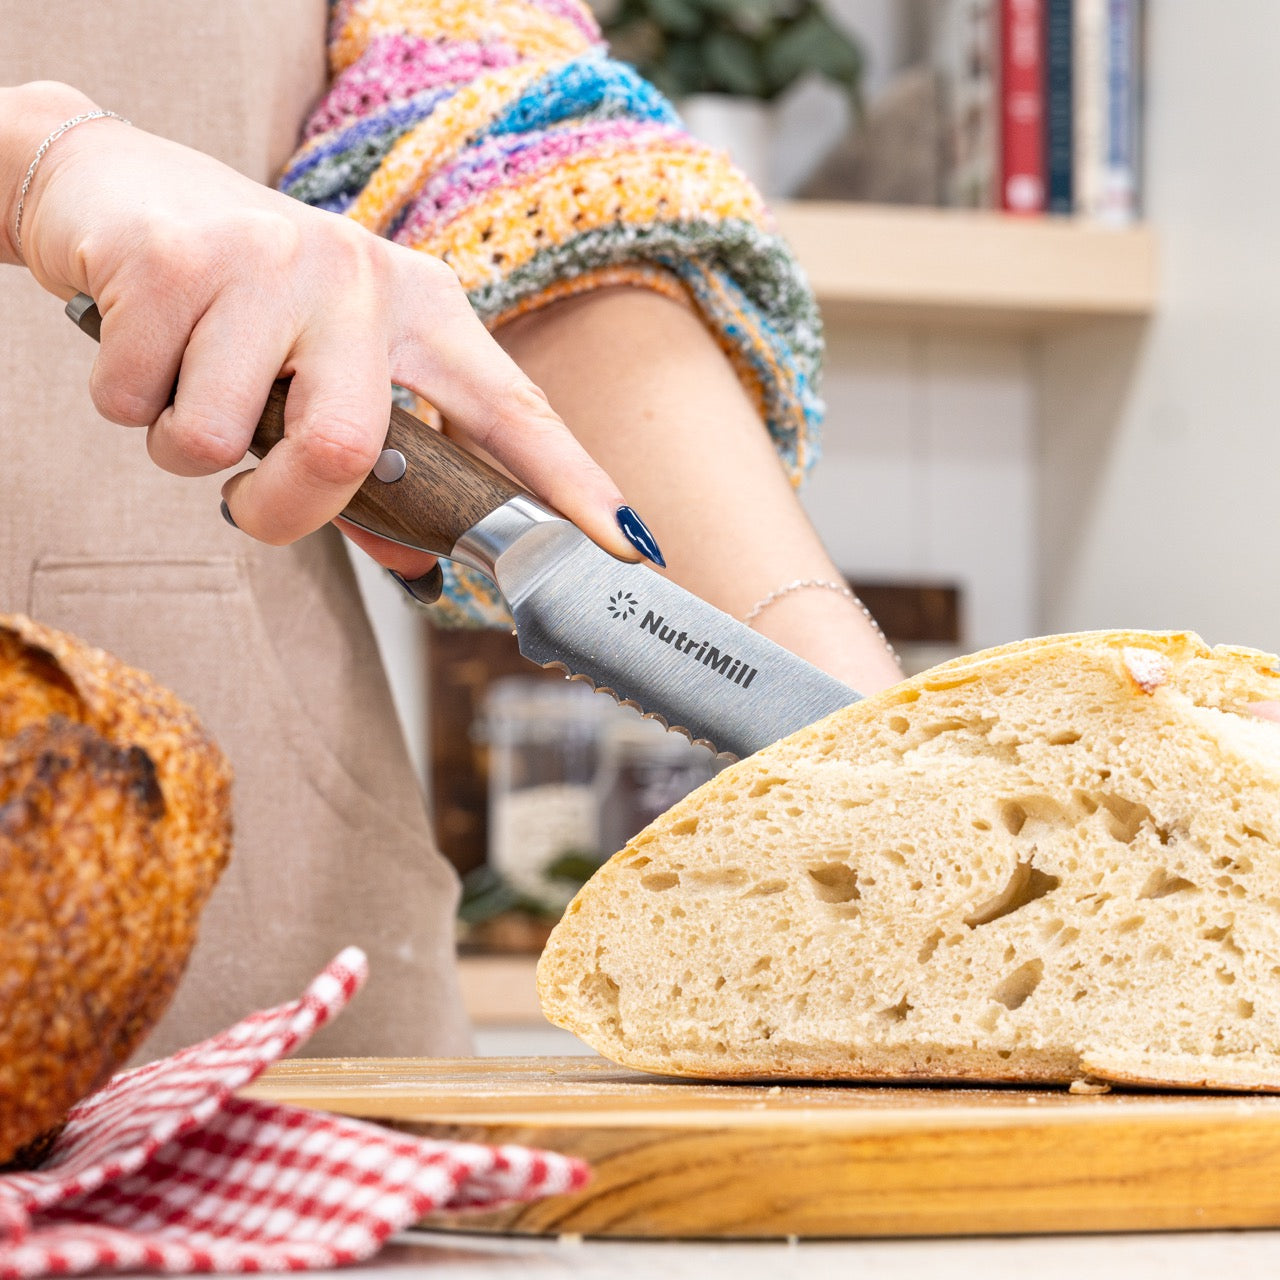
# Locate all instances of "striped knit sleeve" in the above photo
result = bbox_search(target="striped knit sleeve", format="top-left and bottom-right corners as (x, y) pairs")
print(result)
(279, 0), (825, 628)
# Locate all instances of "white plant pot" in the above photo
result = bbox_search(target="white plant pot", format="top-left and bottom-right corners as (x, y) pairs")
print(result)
(678, 94), (777, 196)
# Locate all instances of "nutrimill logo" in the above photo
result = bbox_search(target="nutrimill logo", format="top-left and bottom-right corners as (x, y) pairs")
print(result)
(606, 590), (637, 620)
(605, 594), (759, 689)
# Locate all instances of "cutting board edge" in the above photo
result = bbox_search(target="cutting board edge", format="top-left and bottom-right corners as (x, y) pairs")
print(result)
(238, 1059), (1280, 1240)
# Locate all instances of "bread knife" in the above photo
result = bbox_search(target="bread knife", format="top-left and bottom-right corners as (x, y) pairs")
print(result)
(67, 293), (861, 760)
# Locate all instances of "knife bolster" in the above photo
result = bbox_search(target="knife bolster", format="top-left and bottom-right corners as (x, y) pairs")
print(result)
(450, 495), (568, 582)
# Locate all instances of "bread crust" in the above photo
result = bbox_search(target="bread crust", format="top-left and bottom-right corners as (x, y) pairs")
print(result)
(0, 615), (232, 1165)
(539, 630), (1280, 1089)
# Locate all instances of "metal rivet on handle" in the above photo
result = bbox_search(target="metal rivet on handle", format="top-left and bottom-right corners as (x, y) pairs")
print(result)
(372, 449), (407, 483)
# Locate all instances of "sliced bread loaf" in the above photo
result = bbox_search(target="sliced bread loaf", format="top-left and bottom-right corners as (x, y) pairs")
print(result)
(537, 630), (1280, 1087)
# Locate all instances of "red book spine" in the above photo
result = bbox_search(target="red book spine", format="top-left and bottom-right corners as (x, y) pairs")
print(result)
(1000, 0), (1046, 213)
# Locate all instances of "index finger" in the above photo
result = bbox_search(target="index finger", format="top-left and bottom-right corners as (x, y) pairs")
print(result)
(221, 328), (390, 544)
(389, 266), (645, 566)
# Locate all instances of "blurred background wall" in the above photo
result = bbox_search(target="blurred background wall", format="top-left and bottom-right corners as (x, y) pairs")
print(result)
(1039, 3), (1280, 642)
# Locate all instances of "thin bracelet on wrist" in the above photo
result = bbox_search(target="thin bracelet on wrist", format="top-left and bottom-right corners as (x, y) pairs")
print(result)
(13, 109), (131, 255)
(743, 578), (899, 663)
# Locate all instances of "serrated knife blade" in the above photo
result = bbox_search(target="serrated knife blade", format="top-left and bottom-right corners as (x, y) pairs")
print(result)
(453, 499), (861, 761)
(67, 293), (862, 761)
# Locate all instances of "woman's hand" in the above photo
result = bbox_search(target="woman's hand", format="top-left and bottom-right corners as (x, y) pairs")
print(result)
(1, 81), (644, 578)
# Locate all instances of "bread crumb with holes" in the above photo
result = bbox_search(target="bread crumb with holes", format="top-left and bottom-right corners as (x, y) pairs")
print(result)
(539, 630), (1280, 1090)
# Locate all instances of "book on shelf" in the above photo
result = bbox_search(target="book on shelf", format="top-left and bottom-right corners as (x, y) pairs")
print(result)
(1044, 0), (1073, 213)
(1102, 0), (1142, 223)
(930, 0), (1143, 221)
(1000, 0), (1046, 213)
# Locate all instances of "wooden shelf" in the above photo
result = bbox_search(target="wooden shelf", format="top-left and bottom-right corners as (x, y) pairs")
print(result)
(773, 201), (1159, 330)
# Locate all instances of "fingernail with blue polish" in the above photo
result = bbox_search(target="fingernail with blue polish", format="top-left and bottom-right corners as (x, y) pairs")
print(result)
(220, 499), (238, 530)
(616, 505), (666, 568)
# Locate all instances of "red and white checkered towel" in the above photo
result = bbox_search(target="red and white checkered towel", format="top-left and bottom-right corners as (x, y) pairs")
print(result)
(0, 949), (588, 1276)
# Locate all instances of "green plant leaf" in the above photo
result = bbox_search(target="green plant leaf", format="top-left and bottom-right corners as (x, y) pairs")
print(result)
(645, 0), (705, 38)
(544, 850), (606, 884)
(642, 60), (686, 99)
(458, 864), (559, 924)
(458, 866), (522, 924)
(761, 8), (862, 96)
(703, 28), (768, 96)
(691, 0), (778, 35)
(665, 36), (711, 95)
(606, 0), (864, 104)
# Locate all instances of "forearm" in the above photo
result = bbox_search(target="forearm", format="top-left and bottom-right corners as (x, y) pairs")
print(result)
(0, 81), (98, 268)
(495, 286), (904, 695)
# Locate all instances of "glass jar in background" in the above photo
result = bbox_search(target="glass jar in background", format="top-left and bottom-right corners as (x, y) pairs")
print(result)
(596, 717), (722, 859)
(480, 677), (608, 914)
(468, 678), (725, 944)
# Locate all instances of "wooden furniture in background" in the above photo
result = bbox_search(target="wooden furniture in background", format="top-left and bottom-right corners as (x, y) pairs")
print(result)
(774, 201), (1158, 330)
(843, 581), (960, 647)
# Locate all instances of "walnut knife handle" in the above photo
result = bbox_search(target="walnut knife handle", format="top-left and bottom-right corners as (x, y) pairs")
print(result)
(66, 294), (528, 557)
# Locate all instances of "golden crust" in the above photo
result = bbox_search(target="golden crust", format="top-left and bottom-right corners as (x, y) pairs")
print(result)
(1080, 1049), (1280, 1092)
(0, 615), (232, 1165)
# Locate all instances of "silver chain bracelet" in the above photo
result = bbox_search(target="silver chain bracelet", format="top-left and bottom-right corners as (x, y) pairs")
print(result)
(743, 577), (899, 662)
(13, 110), (131, 255)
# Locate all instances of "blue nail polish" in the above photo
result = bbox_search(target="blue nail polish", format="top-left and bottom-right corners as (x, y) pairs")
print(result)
(219, 499), (238, 530)
(616, 506), (666, 568)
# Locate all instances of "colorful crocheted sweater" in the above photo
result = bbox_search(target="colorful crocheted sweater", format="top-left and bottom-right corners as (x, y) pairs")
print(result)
(280, 0), (824, 627)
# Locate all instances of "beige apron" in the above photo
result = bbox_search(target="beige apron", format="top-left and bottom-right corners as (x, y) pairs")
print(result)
(1, 1), (472, 1058)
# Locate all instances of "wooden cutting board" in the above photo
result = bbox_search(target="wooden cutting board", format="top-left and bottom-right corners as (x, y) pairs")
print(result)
(242, 1056), (1280, 1239)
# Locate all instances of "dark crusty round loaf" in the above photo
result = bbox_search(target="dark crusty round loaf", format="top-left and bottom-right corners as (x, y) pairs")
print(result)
(0, 615), (232, 1166)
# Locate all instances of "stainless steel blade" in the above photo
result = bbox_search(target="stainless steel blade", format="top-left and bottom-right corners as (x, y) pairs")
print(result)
(465, 512), (862, 761)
